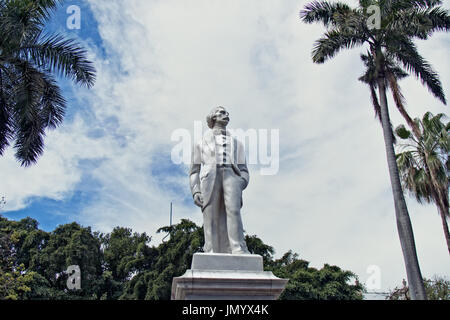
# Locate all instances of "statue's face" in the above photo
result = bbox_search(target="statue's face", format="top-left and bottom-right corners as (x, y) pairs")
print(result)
(214, 108), (230, 126)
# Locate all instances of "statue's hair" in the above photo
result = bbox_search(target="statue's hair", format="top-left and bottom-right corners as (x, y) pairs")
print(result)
(206, 106), (226, 129)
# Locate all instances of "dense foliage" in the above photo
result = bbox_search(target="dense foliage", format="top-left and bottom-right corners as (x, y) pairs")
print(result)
(0, 215), (364, 300)
(388, 276), (449, 300)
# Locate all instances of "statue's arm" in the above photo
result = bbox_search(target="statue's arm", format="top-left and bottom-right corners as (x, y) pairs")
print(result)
(190, 164), (201, 197)
(189, 142), (201, 198)
(238, 163), (249, 190)
(237, 141), (249, 190)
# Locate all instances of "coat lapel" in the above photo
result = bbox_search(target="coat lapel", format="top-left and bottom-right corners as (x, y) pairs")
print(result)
(203, 130), (216, 157)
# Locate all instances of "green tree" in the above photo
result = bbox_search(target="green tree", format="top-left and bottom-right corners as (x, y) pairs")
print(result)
(120, 219), (363, 300)
(300, 0), (450, 299)
(0, 216), (38, 300)
(101, 227), (152, 282)
(245, 234), (275, 266)
(97, 226), (154, 299)
(388, 276), (449, 300)
(0, 216), (366, 300)
(120, 219), (203, 300)
(0, 0), (96, 166)
(424, 276), (450, 300)
(0, 216), (48, 268)
(396, 112), (449, 254)
(267, 251), (363, 300)
(30, 222), (103, 299)
(0, 263), (36, 300)
(0, 216), (84, 299)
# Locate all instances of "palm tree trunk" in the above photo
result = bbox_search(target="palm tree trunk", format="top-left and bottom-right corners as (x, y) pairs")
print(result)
(433, 192), (450, 254)
(438, 205), (450, 255)
(377, 76), (427, 300)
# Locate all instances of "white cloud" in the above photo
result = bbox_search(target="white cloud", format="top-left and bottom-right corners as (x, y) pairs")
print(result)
(0, 114), (113, 211)
(1, 0), (448, 294)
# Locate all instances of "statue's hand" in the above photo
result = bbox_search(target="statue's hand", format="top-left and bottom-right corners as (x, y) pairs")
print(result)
(193, 193), (204, 208)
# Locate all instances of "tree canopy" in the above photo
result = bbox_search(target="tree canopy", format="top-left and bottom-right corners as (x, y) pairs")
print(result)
(0, 215), (364, 300)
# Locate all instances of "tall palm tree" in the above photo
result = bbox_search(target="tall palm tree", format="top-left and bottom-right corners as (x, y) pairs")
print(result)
(359, 43), (449, 253)
(0, 0), (96, 166)
(396, 112), (449, 254)
(300, 0), (449, 299)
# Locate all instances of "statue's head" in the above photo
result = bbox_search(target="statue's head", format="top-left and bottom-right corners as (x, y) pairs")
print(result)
(206, 106), (230, 129)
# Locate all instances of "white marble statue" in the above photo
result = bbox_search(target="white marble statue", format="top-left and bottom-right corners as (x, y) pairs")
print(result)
(189, 106), (250, 254)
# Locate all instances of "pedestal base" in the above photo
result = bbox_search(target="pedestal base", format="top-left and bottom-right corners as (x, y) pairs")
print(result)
(171, 253), (288, 300)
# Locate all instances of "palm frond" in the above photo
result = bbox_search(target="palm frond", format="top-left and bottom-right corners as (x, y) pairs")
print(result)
(389, 7), (450, 39)
(32, 0), (65, 22)
(396, 150), (431, 203)
(388, 36), (446, 105)
(300, 0), (352, 27)
(39, 73), (66, 129)
(0, 68), (13, 155)
(359, 52), (379, 82)
(10, 60), (48, 166)
(387, 0), (443, 10)
(0, 0), (54, 48)
(389, 65), (409, 80)
(0, 0), (95, 165)
(369, 83), (382, 123)
(408, 1), (443, 9)
(386, 70), (421, 137)
(4, 0), (63, 24)
(24, 34), (96, 87)
(312, 29), (366, 63)
(396, 111), (449, 209)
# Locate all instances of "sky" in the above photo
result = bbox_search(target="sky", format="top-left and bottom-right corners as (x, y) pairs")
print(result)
(1, 0), (449, 296)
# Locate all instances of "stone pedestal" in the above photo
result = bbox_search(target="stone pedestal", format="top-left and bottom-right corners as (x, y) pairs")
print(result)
(171, 253), (288, 300)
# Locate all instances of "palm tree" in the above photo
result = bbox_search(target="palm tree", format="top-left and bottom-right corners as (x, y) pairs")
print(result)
(0, 0), (96, 166)
(396, 112), (449, 254)
(300, 0), (449, 299)
(359, 51), (418, 134)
